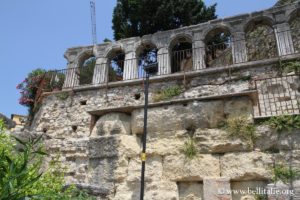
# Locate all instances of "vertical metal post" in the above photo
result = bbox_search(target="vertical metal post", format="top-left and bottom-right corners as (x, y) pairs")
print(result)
(140, 72), (149, 200)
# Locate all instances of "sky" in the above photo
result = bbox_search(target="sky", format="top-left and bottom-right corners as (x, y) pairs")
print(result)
(0, 0), (277, 117)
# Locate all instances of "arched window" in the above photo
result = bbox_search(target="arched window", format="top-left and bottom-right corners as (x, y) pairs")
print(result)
(170, 37), (193, 73)
(108, 50), (125, 82)
(77, 54), (96, 85)
(289, 9), (300, 53)
(205, 28), (232, 68)
(245, 19), (278, 61)
(136, 43), (158, 78)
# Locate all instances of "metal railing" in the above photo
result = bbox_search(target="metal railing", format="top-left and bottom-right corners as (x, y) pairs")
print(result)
(172, 48), (193, 73)
(255, 74), (300, 117)
(206, 42), (232, 67)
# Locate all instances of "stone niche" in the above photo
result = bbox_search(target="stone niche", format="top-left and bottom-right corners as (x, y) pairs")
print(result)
(177, 181), (204, 200)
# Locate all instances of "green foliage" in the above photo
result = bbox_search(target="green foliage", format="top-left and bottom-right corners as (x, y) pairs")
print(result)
(279, 60), (300, 75)
(153, 85), (182, 102)
(0, 123), (95, 200)
(183, 137), (197, 159)
(103, 38), (112, 42)
(255, 193), (268, 200)
(79, 57), (96, 85)
(112, 0), (217, 40)
(17, 68), (48, 123)
(56, 92), (69, 101)
(225, 116), (257, 148)
(266, 115), (300, 133)
(273, 165), (299, 184)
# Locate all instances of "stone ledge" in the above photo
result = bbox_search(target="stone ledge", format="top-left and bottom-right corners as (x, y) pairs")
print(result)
(87, 90), (257, 116)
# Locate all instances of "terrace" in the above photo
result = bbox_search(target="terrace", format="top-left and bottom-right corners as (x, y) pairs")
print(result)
(35, 2), (300, 118)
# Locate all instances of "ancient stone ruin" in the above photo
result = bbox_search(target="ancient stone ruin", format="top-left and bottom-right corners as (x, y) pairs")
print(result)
(29, 2), (300, 200)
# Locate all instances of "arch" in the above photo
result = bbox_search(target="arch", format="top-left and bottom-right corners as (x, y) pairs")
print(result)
(105, 46), (125, 82)
(243, 16), (275, 33)
(204, 26), (233, 68)
(76, 50), (95, 85)
(135, 42), (158, 78)
(104, 44), (123, 59)
(244, 16), (278, 61)
(288, 8), (300, 52)
(76, 50), (94, 68)
(169, 34), (193, 73)
(202, 24), (233, 42)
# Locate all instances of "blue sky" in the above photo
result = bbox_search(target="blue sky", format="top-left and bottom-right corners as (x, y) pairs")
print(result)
(0, 0), (277, 117)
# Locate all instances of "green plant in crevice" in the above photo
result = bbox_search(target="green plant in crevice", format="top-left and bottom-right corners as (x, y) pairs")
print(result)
(225, 116), (257, 148)
(272, 164), (299, 184)
(254, 193), (268, 200)
(266, 114), (300, 133)
(183, 137), (197, 159)
(152, 85), (182, 102)
(278, 60), (300, 75)
(56, 91), (69, 101)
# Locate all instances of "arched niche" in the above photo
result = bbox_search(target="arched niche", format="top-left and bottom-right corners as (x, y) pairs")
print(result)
(169, 35), (193, 73)
(244, 17), (278, 61)
(289, 9), (300, 52)
(204, 27), (232, 68)
(77, 51), (96, 85)
(136, 42), (158, 78)
(106, 48), (125, 82)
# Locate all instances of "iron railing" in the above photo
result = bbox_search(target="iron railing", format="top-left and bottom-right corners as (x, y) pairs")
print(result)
(255, 74), (300, 118)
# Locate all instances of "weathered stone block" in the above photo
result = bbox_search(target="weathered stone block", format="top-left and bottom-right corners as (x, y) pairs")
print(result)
(119, 135), (141, 157)
(131, 101), (225, 135)
(195, 128), (249, 153)
(163, 154), (220, 181)
(178, 181), (203, 200)
(224, 96), (253, 118)
(114, 181), (178, 200)
(220, 152), (273, 181)
(88, 136), (120, 158)
(88, 158), (118, 191)
(231, 181), (267, 200)
(127, 156), (163, 182)
(203, 177), (232, 200)
(91, 113), (131, 137)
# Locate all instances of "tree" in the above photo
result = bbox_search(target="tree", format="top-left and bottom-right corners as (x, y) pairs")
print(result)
(112, 0), (217, 40)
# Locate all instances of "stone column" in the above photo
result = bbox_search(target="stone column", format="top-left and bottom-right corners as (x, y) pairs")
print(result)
(274, 23), (295, 56)
(232, 32), (248, 64)
(63, 62), (79, 88)
(193, 31), (206, 70)
(193, 40), (206, 70)
(203, 177), (232, 200)
(92, 57), (108, 84)
(157, 47), (171, 75)
(123, 51), (138, 80)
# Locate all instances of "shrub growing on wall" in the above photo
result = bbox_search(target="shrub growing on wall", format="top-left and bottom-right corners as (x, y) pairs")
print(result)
(16, 69), (46, 122)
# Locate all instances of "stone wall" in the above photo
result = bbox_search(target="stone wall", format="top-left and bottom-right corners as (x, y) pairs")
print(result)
(30, 59), (300, 199)
(27, 2), (300, 200)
